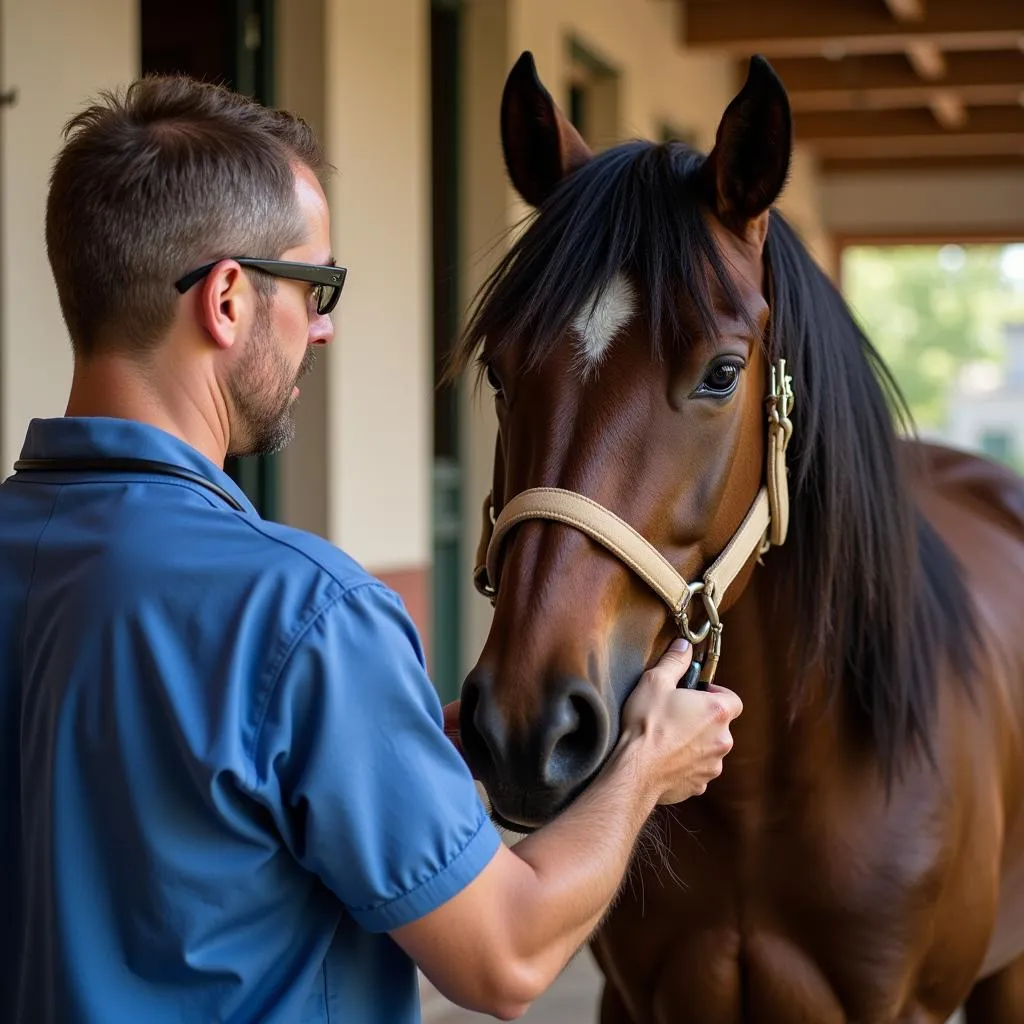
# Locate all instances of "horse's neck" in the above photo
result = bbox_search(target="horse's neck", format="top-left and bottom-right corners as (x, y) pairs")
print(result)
(720, 553), (857, 786)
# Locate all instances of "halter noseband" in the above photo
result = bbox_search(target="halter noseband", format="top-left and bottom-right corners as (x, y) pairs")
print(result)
(472, 358), (795, 687)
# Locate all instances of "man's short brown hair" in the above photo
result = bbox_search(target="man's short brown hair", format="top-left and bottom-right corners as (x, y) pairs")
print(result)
(45, 75), (329, 357)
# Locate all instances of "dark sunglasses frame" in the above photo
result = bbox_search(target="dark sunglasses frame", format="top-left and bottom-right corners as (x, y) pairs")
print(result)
(174, 257), (347, 316)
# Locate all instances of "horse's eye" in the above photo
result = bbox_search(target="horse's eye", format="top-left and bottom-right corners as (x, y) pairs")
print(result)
(696, 360), (742, 398)
(486, 364), (505, 398)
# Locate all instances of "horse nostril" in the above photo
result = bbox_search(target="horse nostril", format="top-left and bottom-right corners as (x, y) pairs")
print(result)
(541, 681), (610, 791)
(459, 671), (505, 779)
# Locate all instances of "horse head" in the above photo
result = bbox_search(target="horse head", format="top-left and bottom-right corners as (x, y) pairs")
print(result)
(454, 53), (796, 830)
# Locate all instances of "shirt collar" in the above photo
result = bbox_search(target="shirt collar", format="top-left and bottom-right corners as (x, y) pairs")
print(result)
(17, 416), (259, 516)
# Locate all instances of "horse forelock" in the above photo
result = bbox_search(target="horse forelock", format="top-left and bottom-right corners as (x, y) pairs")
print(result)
(451, 139), (748, 386)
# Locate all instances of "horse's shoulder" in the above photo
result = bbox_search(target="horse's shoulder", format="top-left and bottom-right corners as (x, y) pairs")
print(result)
(904, 439), (1024, 539)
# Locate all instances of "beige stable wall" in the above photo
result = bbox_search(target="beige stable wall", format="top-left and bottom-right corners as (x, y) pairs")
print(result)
(821, 170), (1024, 241)
(457, 0), (832, 672)
(459, 0), (509, 673)
(276, 0), (329, 541)
(322, 0), (432, 575)
(778, 147), (833, 278)
(0, 0), (138, 475)
(511, 0), (735, 152)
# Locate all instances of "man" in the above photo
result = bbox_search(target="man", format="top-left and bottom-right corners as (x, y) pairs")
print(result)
(0, 76), (742, 1023)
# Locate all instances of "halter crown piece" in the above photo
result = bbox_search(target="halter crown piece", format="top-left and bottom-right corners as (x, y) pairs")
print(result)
(473, 359), (795, 687)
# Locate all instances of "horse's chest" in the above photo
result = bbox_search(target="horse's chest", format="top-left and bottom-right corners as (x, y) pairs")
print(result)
(592, 799), (964, 1023)
(595, 911), (852, 1023)
(595, 898), (909, 1024)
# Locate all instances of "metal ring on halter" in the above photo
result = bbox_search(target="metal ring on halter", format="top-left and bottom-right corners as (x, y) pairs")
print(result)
(674, 581), (721, 645)
(473, 567), (497, 602)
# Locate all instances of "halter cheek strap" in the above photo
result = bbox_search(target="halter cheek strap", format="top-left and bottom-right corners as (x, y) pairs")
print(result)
(472, 358), (795, 687)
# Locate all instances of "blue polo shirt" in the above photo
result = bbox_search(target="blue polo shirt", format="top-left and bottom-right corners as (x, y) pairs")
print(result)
(0, 416), (501, 1024)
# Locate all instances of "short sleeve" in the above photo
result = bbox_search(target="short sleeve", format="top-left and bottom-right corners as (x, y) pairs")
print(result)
(249, 582), (501, 932)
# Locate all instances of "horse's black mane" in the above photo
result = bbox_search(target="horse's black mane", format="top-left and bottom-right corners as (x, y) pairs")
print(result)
(451, 138), (977, 782)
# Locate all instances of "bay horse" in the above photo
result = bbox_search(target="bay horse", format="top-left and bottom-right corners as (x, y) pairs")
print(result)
(449, 52), (1024, 1022)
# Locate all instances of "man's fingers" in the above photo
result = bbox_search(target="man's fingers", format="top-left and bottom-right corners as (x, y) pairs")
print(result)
(648, 638), (692, 685)
(705, 683), (744, 720)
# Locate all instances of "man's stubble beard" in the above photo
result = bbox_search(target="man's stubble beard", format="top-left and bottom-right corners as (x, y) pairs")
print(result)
(226, 297), (317, 459)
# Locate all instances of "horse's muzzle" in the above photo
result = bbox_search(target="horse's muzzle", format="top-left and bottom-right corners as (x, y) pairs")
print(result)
(459, 666), (612, 829)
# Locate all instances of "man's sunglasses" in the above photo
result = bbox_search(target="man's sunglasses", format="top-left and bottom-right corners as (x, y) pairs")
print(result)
(174, 257), (347, 316)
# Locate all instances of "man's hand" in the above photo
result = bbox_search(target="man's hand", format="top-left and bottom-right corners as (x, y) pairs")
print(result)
(441, 699), (469, 766)
(443, 640), (741, 797)
(614, 638), (743, 804)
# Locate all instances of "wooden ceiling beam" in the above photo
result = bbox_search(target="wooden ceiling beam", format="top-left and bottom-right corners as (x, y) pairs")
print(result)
(795, 104), (1024, 140)
(928, 90), (968, 128)
(808, 133), (1024, 159)
(789, 82), (1024, 113)
(905, 40), (947, 79)
(683, 0), (1024, 57)
(820, 152), (1024, 172)
(772, 51), (1024, 95)
(884, 0), (927, 22)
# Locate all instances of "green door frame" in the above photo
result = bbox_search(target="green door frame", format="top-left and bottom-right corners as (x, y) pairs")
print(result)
(223, 0), (280, 520)
(430, 0), (463, 703)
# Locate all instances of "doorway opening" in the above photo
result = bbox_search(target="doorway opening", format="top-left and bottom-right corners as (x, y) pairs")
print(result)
(841, 239), (1024, 471)
(139, 0), (279, 519)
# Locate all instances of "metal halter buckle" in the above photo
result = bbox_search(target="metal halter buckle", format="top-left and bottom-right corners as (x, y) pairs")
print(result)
(675, 581), (724, 686)
(767, 358), (795, 453)
(674, 581), (717, 642)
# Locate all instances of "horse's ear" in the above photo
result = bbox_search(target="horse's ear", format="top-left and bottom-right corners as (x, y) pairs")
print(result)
(501, 51), (593, 208)
(701, 55), (792, 245)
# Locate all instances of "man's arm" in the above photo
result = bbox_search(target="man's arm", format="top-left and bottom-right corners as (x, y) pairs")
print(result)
(392, 642), (740, 1019)
(251, 585), (738, 1021)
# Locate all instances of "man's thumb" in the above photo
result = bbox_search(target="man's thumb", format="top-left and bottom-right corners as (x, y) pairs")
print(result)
(661, 637), (692, 666)
(650, 637), (692, 683)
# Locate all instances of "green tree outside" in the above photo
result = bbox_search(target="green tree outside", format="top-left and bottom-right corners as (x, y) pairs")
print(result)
(841, 244), (1024, 440)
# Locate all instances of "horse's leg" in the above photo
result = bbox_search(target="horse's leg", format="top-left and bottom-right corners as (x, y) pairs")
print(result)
(599, 979), (636, 1024)
(963, 956), (1024, 1022)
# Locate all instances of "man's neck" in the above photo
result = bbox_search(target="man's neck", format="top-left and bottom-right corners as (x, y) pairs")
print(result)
(65, 351), (231, 467)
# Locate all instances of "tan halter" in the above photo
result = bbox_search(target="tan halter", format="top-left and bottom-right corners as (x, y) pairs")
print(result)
(472, 359), (795, 687)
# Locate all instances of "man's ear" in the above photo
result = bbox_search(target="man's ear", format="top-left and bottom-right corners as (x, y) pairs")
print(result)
(699, 55), (792, 248)
(197, 260), (249, 351)
(500, 50), (593, 208)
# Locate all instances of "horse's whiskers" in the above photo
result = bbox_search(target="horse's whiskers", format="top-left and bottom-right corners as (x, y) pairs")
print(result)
(633, 810), (690, 894)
